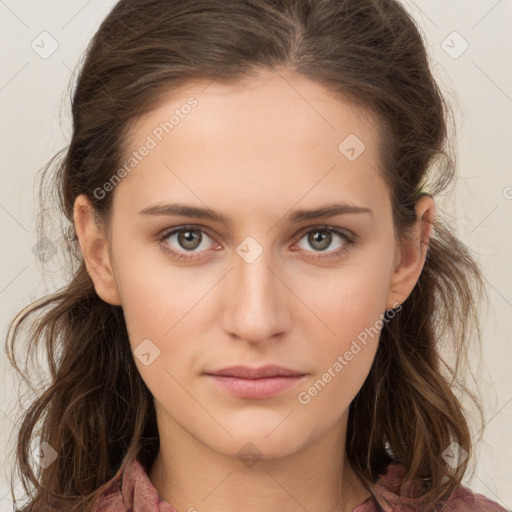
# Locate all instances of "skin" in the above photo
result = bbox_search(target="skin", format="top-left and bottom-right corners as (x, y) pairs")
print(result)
(74, 67), (435, 512)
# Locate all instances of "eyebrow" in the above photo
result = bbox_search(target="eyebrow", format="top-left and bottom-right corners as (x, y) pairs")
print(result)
(138, 202), (373, 228)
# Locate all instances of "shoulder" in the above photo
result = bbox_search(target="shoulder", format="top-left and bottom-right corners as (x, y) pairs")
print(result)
(367, 463), (510, 512)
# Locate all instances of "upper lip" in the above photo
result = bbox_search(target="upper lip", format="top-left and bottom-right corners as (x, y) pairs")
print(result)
(205, 365), (306, 379)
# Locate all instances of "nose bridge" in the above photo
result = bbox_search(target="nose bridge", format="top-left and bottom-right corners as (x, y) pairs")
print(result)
(224, 234), (289, 341)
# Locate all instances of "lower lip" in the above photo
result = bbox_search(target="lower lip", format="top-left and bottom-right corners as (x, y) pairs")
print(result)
(206, 375), (306, 399)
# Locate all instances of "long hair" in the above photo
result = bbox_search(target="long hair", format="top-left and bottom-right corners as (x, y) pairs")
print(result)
(6, 1), (486, 510)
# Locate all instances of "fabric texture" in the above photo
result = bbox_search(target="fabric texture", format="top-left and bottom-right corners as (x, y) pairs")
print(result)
(92, 455), (509, 511)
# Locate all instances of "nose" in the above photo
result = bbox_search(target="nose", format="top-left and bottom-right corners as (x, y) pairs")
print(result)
(221, 243), (292, 345)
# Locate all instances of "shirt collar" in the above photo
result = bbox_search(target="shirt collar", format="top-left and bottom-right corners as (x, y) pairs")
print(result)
(112, 455), (453, 512)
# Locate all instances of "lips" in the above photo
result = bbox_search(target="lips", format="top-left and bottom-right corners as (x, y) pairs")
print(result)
(205, 365), (306, 379)
(204, 365), (307, 399)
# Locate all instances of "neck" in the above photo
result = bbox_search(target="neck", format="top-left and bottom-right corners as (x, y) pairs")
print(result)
(148, 408), (372, 512)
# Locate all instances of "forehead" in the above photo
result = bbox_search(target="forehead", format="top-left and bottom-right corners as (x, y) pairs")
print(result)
(133, 68), (377, 145)
(113, 68), (389, 220)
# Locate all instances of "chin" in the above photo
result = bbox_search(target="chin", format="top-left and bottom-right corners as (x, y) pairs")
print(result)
(203, 426), (308, 463)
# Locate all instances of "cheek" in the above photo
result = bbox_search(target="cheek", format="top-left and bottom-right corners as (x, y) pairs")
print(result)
(293, 251), (392, 416)
(114, 260), (202, 404)
(295, 289), (383, 437)
(112, 246), (219, 384)
(117, 273), (170, 343)
(300, 252), (394, 347)
(297, 344), (377, 445)
(113, 241), (199, 339)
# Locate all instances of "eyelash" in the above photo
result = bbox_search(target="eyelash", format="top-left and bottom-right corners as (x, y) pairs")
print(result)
(157, 224), (355, 263)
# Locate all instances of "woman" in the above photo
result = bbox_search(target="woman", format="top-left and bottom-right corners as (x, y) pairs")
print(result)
(6, 0), (508, 510)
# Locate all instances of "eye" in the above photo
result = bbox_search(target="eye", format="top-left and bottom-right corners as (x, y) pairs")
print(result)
(292, 226), (354, 261)
(158, 225), (219, 262)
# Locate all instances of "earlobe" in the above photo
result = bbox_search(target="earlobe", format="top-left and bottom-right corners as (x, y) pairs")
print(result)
(385, 195), (435, 310)
(73, 194), (122, 306)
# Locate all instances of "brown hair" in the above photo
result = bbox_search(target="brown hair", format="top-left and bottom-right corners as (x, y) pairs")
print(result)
(6, 0), (486, 510)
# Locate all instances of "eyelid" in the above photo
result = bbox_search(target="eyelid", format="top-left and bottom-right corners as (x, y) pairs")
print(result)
(294, 224), (355, 243)
(158, 223), (217, 241)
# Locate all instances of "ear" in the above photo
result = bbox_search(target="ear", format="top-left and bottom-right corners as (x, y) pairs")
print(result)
(73, 194), (122, 306)
(385, 195), (435, 310)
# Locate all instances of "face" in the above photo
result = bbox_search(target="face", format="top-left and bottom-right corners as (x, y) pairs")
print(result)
(76, 67), (429, 461)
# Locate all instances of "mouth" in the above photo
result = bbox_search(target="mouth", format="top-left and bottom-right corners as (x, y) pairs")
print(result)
(204, 365), (307, 399)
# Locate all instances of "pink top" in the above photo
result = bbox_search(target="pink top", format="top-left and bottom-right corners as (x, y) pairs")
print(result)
(93, 456), (509, 511)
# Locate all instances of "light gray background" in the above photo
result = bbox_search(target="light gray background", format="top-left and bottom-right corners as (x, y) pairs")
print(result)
(1, 0), (511, 509)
